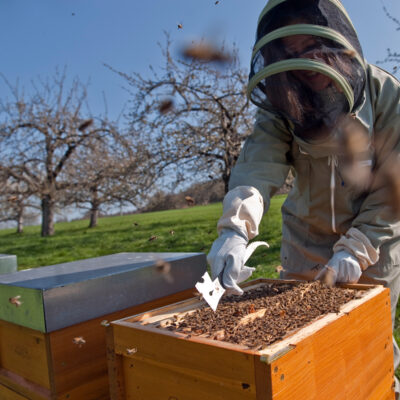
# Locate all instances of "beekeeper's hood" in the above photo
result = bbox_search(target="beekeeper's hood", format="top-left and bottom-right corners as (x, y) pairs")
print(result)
(248, 0), (366, 140)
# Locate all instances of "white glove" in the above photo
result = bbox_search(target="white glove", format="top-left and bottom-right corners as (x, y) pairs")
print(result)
(207, 229), (252, 295)
(207, 229), (269, 295)
(208, 186), (266, 295)
(315, 250), (362, 284)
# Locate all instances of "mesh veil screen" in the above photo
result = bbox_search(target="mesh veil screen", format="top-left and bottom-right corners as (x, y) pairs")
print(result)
(248, 0), (366, 139)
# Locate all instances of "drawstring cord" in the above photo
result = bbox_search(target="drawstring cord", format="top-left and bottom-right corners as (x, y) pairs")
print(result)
(328, 155), (338, 233)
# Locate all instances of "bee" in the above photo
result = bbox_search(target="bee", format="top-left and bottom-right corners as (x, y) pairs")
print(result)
(126, 348), (137, 355)
(159, 99), (174, 114)
(155, 259), (174, 283)
(9, 295), (22, 307)
(181, 42), (232, 63)
(342, 49), (356, 58)
(185, 195), (195, 206)
(78, 119), (93, 131)
(155, 259), (171, 274)
(321, 267), (336, 288)
(73, 337), (86, 347)
(275, 265), (284, 274)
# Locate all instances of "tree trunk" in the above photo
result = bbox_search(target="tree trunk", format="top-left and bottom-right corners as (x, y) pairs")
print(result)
(17, 213), (24, 234)
(88, 188), (99, 228)
(41, 195), (55, 236)
(89, 208), (99, 228)
(222, 172), (230, 194)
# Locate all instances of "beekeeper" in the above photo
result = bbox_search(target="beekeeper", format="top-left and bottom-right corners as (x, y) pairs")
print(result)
(207, 0), (400, 394)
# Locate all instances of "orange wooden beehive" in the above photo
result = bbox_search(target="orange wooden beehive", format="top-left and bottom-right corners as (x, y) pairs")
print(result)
(107, 279), (395, 400)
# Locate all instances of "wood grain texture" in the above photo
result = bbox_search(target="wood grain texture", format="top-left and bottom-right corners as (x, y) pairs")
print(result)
(0, 383), (29, 400)
(267, 288), (394, 399)
(254, 356), (272, 400)
(0, 288), (195, 400)
(48, 287), (195, 397)
(108, 280), (395, 400)
(0, 369), (51, 400)
(55, 374), (110, 400)
(0, 320), (50, 389)
(106, 326), (125, 400)
(113, 323), (256, 400)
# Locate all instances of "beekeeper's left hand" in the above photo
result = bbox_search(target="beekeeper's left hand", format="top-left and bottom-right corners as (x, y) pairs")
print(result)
(315, 250), (362, 284)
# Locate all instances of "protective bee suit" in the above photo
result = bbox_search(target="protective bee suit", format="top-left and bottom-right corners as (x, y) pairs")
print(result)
(207, 0), (400, 394)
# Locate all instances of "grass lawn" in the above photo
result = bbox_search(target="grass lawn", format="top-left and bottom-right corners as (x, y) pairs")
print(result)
(0, 193), (399, 378)
(0, 195), (285, 273)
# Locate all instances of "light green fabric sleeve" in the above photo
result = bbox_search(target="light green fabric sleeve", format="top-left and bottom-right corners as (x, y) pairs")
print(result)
(228, 109), (292, 212)
(352, 66), (400, 250)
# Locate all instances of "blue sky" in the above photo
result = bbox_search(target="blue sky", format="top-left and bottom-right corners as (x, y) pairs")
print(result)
(1, 0), (399, 121)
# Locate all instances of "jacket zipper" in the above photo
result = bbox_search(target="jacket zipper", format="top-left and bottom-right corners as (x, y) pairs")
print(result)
(328, 155), (338, 233)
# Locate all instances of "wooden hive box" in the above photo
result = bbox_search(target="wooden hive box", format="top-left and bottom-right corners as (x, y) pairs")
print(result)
(0, 252), (206, 400)
(107, 278), (395, 400)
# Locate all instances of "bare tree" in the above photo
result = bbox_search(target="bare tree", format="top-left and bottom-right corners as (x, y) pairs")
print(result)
(377, 4), (400, 75)
(108, 34), (255, 193)
(0, 69), (115, 236)
(0, 174), (38, 233)
(61, 133), (158, 228)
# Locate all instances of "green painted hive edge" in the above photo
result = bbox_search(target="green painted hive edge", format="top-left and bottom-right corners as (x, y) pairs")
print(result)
(0, 285), (46, 332)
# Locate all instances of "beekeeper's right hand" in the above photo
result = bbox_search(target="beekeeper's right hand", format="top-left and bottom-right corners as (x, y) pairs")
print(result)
(207, 229), (253, 295)
(207, 186), (265, 295)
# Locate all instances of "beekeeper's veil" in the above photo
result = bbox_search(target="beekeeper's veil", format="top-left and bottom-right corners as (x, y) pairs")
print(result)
(248, 0), (366, 140)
